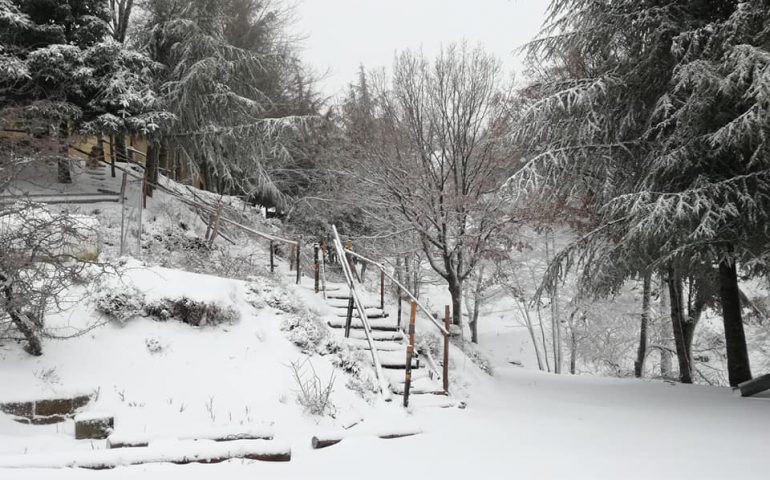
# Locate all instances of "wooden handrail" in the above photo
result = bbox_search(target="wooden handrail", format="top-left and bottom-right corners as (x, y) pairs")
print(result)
(332, 226), (391, 401)
(342, 248), (449, 337)
(76, 146), (298, 247)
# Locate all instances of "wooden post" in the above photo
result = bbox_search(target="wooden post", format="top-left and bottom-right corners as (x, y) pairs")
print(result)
(314, 244), (320, 293)
(269, 241), (275, 273)
(443, 305), (450, 394)
(344, 297), (354, 338)
(142, 174), (147, 209)
(403, 302), (417, 407)
(289, 244), (296, 271)
(296, 242), (301, 285)
(396, 290), (402, 329)
(119, 171), (128, 256)
(380, 270), (385, 310)
(109, 135), (116, 177)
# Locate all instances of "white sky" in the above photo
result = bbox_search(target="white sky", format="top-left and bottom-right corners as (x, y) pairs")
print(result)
(293, 0), (549, 99)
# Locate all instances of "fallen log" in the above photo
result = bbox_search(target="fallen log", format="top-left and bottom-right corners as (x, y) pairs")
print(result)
(310, 427), (423, 450)
(735, 373), (770, 398)
(0, 440), (291, 469)
(106, 425), (274, 449)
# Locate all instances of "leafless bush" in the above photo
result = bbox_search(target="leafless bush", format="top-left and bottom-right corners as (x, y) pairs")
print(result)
(1, 201), (106, 355)
(289, 358), (336, 417)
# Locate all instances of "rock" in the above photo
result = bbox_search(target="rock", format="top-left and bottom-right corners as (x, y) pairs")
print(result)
(0, 401), (34, 418)
(35, 398), (73, 417)
(31, 415), (67, 425)
(75, 414), (114, 440)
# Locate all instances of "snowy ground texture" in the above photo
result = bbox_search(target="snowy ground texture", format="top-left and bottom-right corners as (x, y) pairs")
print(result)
(1, 167), (768, 479)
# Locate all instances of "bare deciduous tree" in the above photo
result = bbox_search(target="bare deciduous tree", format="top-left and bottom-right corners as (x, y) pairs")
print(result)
(358, 43), (515, 327)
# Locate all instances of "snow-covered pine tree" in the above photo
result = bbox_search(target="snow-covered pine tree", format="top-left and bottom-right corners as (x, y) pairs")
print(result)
(512, 0), (769, 386)
(136, 0), (318, 208)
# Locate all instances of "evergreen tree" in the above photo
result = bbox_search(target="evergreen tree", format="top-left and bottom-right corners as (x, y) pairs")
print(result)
(137, 0), (319, 207)
(513, 0), (768, 385)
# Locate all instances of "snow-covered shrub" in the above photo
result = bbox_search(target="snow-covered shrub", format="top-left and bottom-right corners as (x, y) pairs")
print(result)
(281, 310), (328, 354)
(144, 297), (239, 327)
(245, 275), (295, 312)
(329, 342), (368, 375)
(320, 338), (379, 401)
(345, 371), (379, 403)
(94, 285), (146, 323)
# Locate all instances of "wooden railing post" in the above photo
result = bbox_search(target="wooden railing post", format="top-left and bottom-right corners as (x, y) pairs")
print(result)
(404, 302), (417, 407)
(380, 270), (385, 310)
(295, 242), (301, 285)
(314, 244), (320, 293)
(443, 305), (450, 394)
(289, 244), (296, 271)
(269, 241), (275, 273)
(344, 296), (354, 338)
(396, 289), (402, 330)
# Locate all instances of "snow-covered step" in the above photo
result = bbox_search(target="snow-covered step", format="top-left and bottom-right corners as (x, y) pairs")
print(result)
(327, 294), (352, 300)
(343, 338), (404, 352)
(390, 377), (446, 396)
(346, 330), (404, 342)
(378, 351), (419, 369)
(327, 318), (399, 332)
(336, 311), (390, 319)
(389, 395), (465, 409)
(327, 302), (380, 309)
(383, 368), (432, 384)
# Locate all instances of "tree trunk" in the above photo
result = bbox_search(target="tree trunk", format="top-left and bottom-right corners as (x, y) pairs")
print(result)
(567, 310), (579, 374)
(718, 255), (752, 386)
(145, 142), (159, 198)
(536, 303), (551, 372)
(667, 269), (694, 383)
(545, 230), (562, 373)
(468, 267), (484, 344)
(635, 273), (652, 378)
(658, 274), (673, 378)
(57, 123), (71, 183)
(114, 134), (127, 164)
(551, 281), (561, 374)
(448, 277), (463, 331)
(1, 276), (42, 356)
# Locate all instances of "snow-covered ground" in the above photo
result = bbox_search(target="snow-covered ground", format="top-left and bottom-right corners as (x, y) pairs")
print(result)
(1, 170), (768, 479)
(1, 262), (768, 479)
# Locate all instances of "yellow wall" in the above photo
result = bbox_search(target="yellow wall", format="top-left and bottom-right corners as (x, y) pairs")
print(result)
(68, 134), (148, 165)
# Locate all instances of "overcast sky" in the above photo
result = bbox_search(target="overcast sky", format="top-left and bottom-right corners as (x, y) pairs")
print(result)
(293, 0), (548, 99)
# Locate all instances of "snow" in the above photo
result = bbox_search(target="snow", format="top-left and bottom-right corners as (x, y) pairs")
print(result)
(1, 172), (768, 480)
(3, 263), (767, 479)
